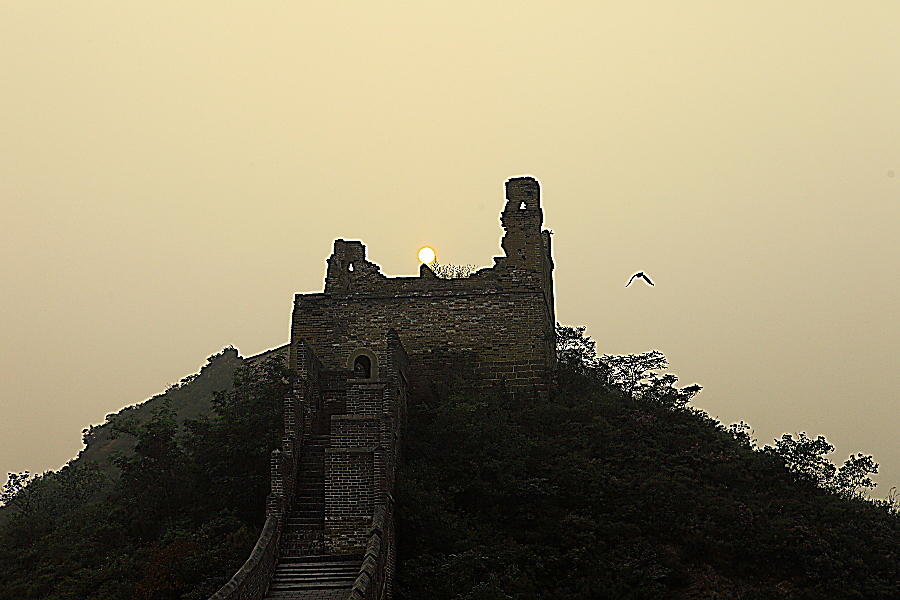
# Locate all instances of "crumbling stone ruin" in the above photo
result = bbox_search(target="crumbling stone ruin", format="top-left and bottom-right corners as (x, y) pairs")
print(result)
(211, 176), (556, 600)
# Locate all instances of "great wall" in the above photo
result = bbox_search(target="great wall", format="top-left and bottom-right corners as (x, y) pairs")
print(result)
(210, 176), (556, 599)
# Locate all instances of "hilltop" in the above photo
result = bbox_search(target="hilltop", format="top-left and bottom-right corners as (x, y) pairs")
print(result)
(0, 345), (292, 599)
(1, 332), (898, 599)
(72, 345), (287, 482)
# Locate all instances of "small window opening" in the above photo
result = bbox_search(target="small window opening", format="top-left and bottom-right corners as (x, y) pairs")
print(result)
(353, 355), (371, 379)
(519, 201), (527, 210)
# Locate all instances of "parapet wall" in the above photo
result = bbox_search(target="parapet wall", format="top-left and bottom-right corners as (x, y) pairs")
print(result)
(208, 515), (280, 600)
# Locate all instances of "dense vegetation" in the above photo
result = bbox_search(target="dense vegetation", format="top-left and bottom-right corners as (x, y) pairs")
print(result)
(0, 352), (290, 600)
(2, 328), (898, 599)
(395, 326), (899, 599)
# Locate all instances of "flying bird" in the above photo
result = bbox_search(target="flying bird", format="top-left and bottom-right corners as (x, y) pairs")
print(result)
(626, 272), (654, 287)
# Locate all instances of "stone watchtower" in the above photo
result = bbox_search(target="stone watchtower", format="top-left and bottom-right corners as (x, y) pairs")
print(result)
(289, 175), (556, 401)
(236, 177), (556, 599)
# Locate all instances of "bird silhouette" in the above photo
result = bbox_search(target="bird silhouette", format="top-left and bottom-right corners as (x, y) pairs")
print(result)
(626, 272), (654, 287)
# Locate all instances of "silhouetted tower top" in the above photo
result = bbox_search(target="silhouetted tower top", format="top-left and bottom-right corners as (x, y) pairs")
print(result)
(499, 177), (544, 271)
(495, 176), (555, 328)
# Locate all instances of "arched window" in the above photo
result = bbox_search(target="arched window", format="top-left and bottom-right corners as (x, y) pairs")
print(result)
(353, 354), (371, 379)
(347, 348), (378, 380)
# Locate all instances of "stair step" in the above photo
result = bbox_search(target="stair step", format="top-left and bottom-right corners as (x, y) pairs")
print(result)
(273, 565), (358, 572)
(266, 431), (360, 599)
(269, 582), (354, 591)
(272, 573), (357, 581)
(274, 562), (359, 570)
(278, 553), (358, 564)
(275, 560), (358, 567)
(272, 572), (357, 580)
(287, 517), (323, 523)
(272, 575), (356, 582)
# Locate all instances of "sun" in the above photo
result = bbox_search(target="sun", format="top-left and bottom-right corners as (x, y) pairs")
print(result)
(417, 246), (436, 264)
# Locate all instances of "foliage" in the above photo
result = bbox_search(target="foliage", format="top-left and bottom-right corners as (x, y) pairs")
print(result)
(555, 324), (603, 375)
(725, 421), (756, 448)
(555, 324), (701, 407)
(184, 354), (290, 525)
(769, 433), (879, 499)
(1, 471), (37, 515)
(771, 433), (837, 488)
(835, 453), (879, 498)
(111, 400), (189, 529)
(0, 350), (287, 600)
(430, 261), (478, 279)
(396, 325), (900, 599)
(2, 464), (107, 521)
(600, 350), (668, 398)
(3, 331), (897, 599)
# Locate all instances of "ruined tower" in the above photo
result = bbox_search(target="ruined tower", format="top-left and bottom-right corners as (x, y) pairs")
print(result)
(288, 175), (556, 401)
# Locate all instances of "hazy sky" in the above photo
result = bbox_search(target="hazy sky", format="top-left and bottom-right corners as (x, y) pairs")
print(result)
(3, 2), (898, 497)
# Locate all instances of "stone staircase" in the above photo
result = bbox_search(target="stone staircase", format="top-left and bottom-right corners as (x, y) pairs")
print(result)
(265, 554), (363, 599)
(265, 435), (363, 599)
(281, 435), (327, 555)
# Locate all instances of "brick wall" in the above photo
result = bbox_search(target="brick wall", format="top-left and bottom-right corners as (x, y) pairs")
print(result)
(325, 447), (376, 554)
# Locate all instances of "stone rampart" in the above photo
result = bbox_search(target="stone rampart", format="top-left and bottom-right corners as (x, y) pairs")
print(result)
(346, 504), (393, 600)
(207, 515), (280, 600)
